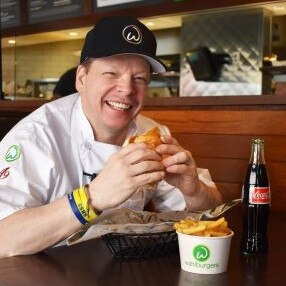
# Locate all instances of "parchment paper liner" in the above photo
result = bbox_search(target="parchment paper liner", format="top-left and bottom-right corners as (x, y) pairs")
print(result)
(67, 208), (198, 245)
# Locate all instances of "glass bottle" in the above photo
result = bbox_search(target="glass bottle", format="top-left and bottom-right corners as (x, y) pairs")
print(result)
(240, 138), (271, 255)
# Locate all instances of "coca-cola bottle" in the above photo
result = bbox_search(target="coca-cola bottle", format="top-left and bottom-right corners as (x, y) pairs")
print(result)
(240, 138), (271, 255)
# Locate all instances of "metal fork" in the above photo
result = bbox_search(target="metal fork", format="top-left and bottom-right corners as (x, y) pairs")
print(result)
(190, 198), (242, 221)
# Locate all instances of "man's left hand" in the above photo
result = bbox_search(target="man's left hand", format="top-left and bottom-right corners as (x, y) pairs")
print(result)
(155, 135), (200, 196)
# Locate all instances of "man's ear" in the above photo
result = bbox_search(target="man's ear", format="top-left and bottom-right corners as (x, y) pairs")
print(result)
(75, 65), (86, 93)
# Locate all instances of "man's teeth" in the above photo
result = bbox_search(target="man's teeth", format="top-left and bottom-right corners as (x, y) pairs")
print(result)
(107, 101), (131, 110)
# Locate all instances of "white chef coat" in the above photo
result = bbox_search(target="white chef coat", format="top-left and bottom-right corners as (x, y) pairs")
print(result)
(0, 93), (215, 221)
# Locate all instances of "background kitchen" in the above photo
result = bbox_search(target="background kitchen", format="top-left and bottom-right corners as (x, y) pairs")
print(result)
(2, 1), (286, 99)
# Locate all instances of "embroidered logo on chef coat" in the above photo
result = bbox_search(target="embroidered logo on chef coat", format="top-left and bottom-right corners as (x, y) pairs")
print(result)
(5, 145), (21, 162)
(0, 167), (10, 179)
(122, 25), (142, 45)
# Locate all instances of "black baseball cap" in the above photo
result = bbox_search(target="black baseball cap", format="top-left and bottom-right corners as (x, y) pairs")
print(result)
(80, 16), (166, 73)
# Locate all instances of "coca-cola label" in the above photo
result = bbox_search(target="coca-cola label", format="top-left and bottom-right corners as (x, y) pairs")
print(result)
(249, 186), (271, 204)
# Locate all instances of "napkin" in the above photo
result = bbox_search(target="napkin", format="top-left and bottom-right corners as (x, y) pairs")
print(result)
(67, 208), (197, 245)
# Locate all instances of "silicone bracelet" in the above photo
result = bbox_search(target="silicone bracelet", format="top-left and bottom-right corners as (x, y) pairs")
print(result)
(68, 185), (100, 225)
(68, 192), (88, 225)
(74, 186), (98, 221)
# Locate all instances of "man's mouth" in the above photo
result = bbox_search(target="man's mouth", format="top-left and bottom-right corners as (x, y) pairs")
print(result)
(106, 101), (131, 111)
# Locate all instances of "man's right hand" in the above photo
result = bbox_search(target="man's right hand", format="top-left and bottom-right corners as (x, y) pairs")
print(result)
(88, 142), (165, 211)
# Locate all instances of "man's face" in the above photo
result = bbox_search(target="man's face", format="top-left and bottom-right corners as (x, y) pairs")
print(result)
(76, 54), (151, 136)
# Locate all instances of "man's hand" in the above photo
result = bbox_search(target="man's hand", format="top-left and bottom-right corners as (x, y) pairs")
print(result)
(156, 135), (222, 211)
(88, 142), (164, 211)
(156, 135), (200, 196)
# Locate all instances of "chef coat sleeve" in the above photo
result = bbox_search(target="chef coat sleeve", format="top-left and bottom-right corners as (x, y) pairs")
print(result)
(0, 124), (59, 220)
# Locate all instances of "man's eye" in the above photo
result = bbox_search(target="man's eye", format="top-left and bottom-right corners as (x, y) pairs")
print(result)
(134, 77), (148, 84)
(103, 72), (117, 78)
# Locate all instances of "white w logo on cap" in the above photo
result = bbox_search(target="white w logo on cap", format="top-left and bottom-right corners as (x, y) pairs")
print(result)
(122, 25), (142, 45)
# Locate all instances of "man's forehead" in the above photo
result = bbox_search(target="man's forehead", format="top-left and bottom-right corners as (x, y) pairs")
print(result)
(91, 54), (151, 71)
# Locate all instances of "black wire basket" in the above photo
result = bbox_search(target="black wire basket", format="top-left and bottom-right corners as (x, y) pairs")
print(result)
(102, 230), (178, 259)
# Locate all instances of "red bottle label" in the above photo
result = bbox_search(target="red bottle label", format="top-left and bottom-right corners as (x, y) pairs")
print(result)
(249, 186), (271, 204)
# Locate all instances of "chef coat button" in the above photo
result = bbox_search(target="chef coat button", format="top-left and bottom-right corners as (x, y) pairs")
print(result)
(85, 142), (92, 150)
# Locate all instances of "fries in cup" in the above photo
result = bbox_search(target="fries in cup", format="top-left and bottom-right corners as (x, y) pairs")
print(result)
(173, 217), (232, 237)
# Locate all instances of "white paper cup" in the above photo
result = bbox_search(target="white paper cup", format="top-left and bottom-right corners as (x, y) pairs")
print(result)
(177, 231), (234, 274)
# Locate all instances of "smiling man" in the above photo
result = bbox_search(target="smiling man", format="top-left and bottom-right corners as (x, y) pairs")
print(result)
(0, 16), (222, 258)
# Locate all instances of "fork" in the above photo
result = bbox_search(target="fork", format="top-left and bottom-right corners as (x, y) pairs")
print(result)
(190, 198), (242, 221)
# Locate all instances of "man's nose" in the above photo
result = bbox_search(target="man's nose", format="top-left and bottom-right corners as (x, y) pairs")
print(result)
(116, 77), (133, 94)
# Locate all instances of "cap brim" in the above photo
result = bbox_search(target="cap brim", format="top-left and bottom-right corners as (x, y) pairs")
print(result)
(138, 54), (167, 74)
(114, 53), (166, 73)
(82, 53), (167, 73)
(100, 53), (167, 74)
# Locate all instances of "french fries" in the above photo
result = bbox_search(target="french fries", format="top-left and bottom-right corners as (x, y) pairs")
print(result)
(173, 217), (232, 237)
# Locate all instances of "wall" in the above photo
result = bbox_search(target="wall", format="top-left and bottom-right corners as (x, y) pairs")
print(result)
(3, 39), (83, 89)
(141, 107), (286, 212)
(179, 7), (271, 96)
(155, 28), (181, 56)
(272, 15), (286, 60)
(2, 28), (181, 95)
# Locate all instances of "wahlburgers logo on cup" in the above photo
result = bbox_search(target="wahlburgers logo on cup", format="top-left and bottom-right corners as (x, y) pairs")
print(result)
(193, 245), (210, 262)
(177, 233), (233, 274)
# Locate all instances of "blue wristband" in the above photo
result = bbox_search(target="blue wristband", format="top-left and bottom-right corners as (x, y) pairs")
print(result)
(68, 192), (88, 225)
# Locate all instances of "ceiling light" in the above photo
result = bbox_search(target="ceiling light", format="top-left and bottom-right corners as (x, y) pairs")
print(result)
(273, 6), (286, 11)
(69, 32), (78, 37)
(145, 21), (155, 27)
(8, 39), (16, 45)
(264, 54), (277, 62)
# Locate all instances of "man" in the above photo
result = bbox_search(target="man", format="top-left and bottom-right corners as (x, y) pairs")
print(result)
(0, 16), (222, 258)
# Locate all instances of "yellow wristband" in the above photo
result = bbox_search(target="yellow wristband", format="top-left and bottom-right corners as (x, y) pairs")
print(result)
(80, 185), (99, 221)
(73, 186), (98, 222)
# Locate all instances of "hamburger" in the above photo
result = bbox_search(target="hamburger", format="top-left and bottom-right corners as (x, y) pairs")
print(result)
(125, 127), (162, 149)
(124, 127), (163, 189)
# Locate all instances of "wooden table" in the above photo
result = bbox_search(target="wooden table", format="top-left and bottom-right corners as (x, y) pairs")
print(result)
(0, 205), (285, 286)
